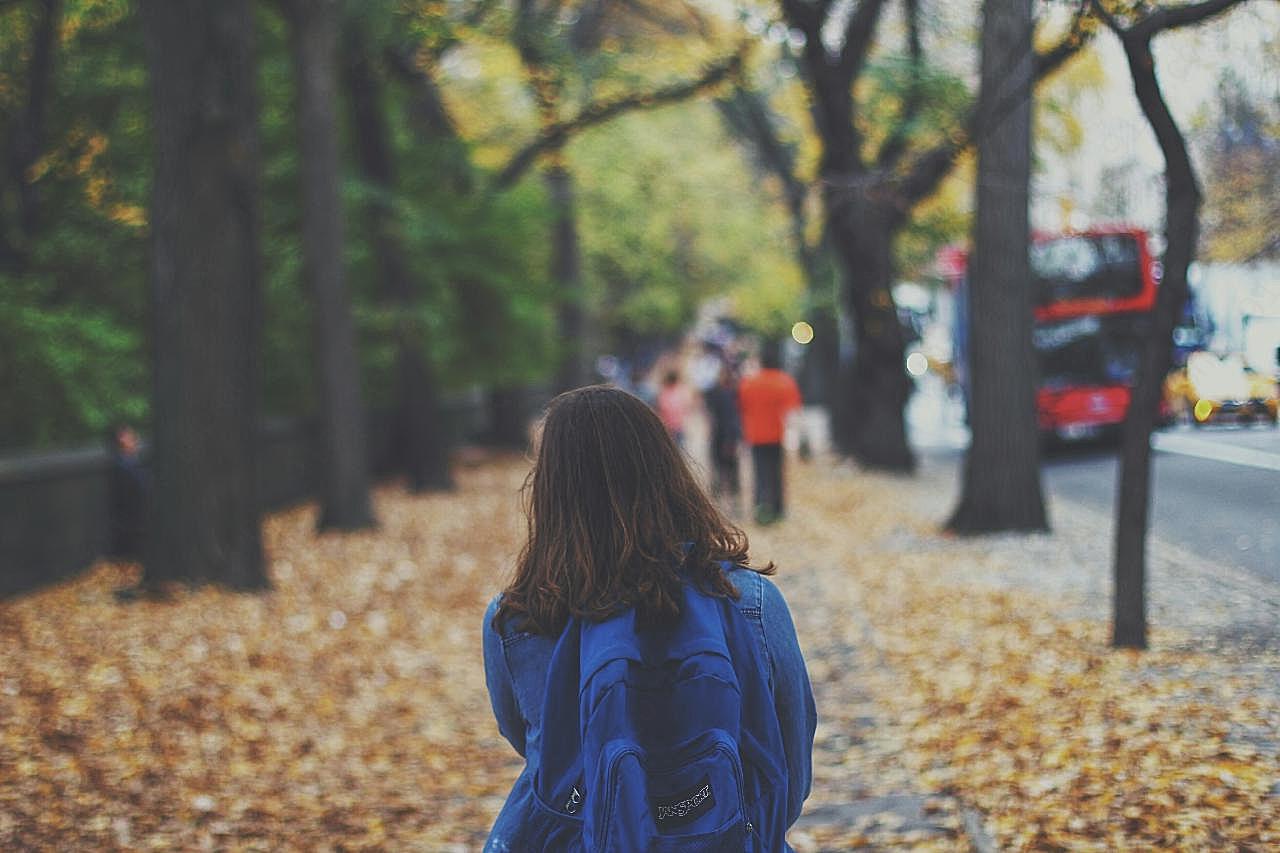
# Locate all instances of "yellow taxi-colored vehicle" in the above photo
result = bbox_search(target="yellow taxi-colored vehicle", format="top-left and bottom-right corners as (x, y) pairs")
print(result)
(1165, 351), (1279, 426)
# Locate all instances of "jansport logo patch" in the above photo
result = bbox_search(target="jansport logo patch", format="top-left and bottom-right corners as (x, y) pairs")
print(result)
(653, 775), (714, 827)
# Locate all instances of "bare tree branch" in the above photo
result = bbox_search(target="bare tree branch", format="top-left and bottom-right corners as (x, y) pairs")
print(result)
(1034, 3), (1092, 78)
(875, 0), (924, 170)
(515, 0), (569, 58)
(1087, 0), (1123, 32)
(1134, 0), (1252, 38)
(780, 0), (834, 47)
(717, 85), (809, 234)
(839, 0), (892, 75)
(895, 0), (1093, 209)
(1089, 0), (1199, 189)
(384, 44), (458, 139)
(4, 0), (59, 250)
(494, 47), (746, 189)
(421, 0), (502, 61)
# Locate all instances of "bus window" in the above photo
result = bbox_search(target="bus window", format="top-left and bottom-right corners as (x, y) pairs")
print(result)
(1031, 234), (1144, 304)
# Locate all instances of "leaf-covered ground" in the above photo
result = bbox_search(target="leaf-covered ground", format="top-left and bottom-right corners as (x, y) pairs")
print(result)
(1, 453), (1276, 850)
(753, 458), (1280, 851)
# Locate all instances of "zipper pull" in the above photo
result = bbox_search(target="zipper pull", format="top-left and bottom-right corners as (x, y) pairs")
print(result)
(565, 785), (583, 815)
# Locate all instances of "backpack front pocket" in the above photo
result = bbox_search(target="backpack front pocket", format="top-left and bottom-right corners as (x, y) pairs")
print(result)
(597, 732), (749, 851)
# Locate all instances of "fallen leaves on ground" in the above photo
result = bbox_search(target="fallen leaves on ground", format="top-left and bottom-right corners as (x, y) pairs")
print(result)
(1, 453), (1276, 850)
(752, 458), (1280, 852)
(1, 456), (529, 850)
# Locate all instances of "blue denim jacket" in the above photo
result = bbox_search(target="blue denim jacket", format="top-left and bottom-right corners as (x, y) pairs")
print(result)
(482, 567), (817, 851)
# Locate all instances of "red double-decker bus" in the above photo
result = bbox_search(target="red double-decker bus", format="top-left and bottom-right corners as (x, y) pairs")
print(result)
(1029, 227), (1158, 440)
(945, 226), (1162, 441)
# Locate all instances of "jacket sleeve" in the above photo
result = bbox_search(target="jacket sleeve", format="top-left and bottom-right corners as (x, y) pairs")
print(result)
(759, 577), (817, 827)
(482, 596), (527, 757)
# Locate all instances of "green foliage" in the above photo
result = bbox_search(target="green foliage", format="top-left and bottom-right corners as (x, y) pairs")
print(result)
(0, 0), (150, 451)
(348, 173), (556, 400)
(255, 5), (558, 416)
(849, 55), (973, 281)
(856, 55), (972, 171)
(256, 8), (312, 418)
(895, 168), (971, 282)
(0, 276), (145, 449)
(3, 0), (809, 453)
(572, 103), (803, 343)
(2, 0), (557, 451)
(348, 81), (557, 399)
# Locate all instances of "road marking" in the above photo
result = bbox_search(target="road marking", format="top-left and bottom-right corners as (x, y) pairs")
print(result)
(1152, 431), (1280, 473)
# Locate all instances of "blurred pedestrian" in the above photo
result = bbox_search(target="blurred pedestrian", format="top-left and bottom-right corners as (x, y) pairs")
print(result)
(738, 342), (801, 524)
(690, 341), (723, 393)
(629, 364), (658, 408)
(704, 360), (742, 512)
(107, 423), (148, 560)
(656, 369), (694, 448)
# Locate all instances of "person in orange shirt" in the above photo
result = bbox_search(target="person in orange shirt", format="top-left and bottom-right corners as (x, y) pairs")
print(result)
(738, 342), (802, 524)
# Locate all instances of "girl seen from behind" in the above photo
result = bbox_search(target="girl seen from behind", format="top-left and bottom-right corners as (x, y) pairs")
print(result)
(482, 385), (816, 852)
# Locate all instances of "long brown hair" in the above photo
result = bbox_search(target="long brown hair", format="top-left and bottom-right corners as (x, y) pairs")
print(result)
(496, 384), (772, 635)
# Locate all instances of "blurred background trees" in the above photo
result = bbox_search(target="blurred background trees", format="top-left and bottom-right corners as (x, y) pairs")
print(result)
(0, 0), (149, 449)
(2, 0), (1275, 594)
(1198, 61), (1280, 264)
(775, 0), (1087, 471)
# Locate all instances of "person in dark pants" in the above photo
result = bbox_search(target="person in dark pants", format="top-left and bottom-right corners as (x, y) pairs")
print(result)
(703, 361), (742, 512)
(107, 424), (148, 560)
(738, 343), (801, 525)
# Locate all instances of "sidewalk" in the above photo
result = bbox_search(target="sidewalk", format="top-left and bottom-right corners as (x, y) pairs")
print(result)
(757, 452), (1279, 850)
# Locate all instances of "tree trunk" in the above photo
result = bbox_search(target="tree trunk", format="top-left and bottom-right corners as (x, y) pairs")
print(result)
(714, 86), (841, 415)
(487, 386), (534, 448)
(827, 197), (916, 470)
(395, 337), (452, 491)
(384, 44), (473, 193)
(546, 161), (590, 392)
(798, 48), (914, 470)
(947, 0), (1047, 533)
(140, 0), (267, 589)
(1112, 33), (1201, 650)
(1, 0), (60, 269)
(803, 298), (840, 406)
(343, 32), (453, 492)
(287, 0), (376, 530)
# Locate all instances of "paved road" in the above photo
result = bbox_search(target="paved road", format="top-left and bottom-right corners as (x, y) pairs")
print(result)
(1041, 426), (1279, 585)
(906, 377), (1279, 585)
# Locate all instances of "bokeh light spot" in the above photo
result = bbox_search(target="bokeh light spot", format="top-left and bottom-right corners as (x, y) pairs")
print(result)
(791, 321), (814, 345)
(906, 352), (928, 377)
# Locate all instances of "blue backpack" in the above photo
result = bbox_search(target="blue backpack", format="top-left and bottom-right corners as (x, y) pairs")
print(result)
(516, 569), (790, 851)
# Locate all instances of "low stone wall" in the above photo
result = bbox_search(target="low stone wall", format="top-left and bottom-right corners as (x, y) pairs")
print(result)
(0, 387), (545, 599)
(0, 448), (113, 597)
